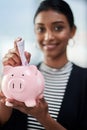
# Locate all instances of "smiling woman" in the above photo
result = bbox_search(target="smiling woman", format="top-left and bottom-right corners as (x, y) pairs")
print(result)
(34, 10), (76, 66)
(0, 0), (87, 130)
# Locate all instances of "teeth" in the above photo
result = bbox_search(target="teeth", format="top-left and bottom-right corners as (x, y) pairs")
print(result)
(47, 45), (55, 47)
(44, 44), (57, 49)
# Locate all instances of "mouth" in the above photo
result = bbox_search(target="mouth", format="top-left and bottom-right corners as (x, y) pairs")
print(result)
(43, 43), (59, 50)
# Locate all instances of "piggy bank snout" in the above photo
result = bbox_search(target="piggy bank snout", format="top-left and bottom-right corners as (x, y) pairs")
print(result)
(8, 78), (25, 92)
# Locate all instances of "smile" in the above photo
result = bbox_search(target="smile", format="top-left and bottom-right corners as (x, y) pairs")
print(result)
(43, 44), (58, 50)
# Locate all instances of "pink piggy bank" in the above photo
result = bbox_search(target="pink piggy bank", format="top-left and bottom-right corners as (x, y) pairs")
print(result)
(1, 65), (44, 107)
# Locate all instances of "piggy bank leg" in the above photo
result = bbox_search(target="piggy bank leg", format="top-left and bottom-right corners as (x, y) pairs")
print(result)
(5, 101), (13, 107)
(38, 93), (44, 99)
(36, 94), (44, 104)
(25, 100), (36, 107)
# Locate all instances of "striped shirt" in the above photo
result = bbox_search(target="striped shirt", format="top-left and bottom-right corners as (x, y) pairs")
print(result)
(27, 62), (72, 130)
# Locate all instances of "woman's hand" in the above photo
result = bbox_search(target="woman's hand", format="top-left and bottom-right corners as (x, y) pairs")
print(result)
(0, 91), (13, 125)
(0, 91), (6, 104)
(0, 92), (49, 126)
(6, 97), (48, 121)
(2, 37), (31, 66)
(5, 98), (67, 130)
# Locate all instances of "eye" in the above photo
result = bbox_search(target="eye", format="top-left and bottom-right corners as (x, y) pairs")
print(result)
(36, 26), (45, 33)
(22, 74), (24, 76)
(54, 26), (63, 32)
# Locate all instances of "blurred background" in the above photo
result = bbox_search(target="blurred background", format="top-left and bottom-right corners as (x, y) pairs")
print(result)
(0, 0), (87, 75)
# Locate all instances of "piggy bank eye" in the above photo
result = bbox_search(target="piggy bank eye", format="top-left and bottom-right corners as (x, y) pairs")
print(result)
(22, 74), (24, 76)
(11, 74), (14, 77)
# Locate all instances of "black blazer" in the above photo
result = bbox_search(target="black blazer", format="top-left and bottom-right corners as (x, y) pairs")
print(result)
(1, 64), (87, 130)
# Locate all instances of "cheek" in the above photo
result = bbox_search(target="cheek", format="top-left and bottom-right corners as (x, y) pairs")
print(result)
(36, 34), (43, 44)
(58, 31), (70, 43)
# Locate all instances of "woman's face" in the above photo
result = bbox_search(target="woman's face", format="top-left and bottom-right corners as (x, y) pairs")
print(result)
(34, 10), (75, 59)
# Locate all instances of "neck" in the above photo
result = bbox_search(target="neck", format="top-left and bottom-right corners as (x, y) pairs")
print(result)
(43, 55), (68, 69)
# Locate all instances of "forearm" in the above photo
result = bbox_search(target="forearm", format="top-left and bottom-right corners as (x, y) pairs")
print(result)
(38, 113), (67, 130)
(0, 102), (12, 125)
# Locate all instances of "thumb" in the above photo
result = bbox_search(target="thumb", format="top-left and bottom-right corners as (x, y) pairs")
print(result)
(24, 51), (31, 63)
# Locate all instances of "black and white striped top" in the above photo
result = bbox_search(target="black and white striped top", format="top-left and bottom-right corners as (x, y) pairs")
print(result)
(27, 62), (72, 130)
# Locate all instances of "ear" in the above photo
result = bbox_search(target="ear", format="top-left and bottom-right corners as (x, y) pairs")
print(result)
(70, 26), (76, 38)
(29, 65), (38, 75)
(3, 65), (13, 75)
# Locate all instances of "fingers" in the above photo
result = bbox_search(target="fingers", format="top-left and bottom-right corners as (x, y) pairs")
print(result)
(7, 99), (25, 108)
(24, 51), (31, 63)
(2, 48), (22, 66)
(6, 99), (29, 114)
(4, 97), (48, 117)
(2, 37), (31, 66)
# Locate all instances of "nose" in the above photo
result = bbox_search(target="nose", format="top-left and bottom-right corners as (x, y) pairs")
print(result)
(8, 78), (24, 92)
(44, 30), (55, 41)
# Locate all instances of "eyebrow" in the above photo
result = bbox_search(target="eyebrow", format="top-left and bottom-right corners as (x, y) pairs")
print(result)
(35, 21), (65, 26)
(35, 23), (44, 26)
(52, 21), (64, 25)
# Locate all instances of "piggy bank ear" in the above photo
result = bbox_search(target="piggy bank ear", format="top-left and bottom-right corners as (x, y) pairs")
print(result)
(3, 65), (13, 74)
(29, 65), (37, 75)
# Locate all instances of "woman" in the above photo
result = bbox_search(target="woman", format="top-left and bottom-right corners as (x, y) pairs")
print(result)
(0, 0), (87, 130)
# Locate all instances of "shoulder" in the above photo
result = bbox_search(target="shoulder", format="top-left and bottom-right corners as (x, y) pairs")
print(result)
(72, 63), (87, 72)
(71, 63), (87, 80)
